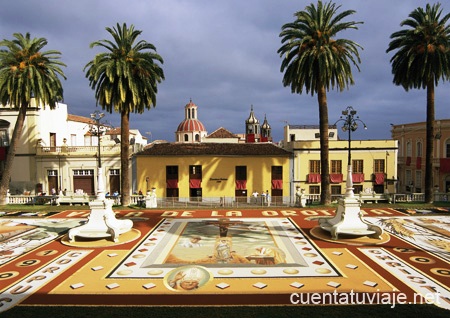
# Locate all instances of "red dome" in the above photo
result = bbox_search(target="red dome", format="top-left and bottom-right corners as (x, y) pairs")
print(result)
(176, 119), (206, 132)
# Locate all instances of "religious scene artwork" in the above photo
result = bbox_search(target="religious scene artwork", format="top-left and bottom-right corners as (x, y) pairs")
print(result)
(110, 217), (340, 279)
(165, 218), (288, 265)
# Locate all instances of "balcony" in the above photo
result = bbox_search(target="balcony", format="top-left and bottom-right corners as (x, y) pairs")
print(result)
(36, 144), (144, 156)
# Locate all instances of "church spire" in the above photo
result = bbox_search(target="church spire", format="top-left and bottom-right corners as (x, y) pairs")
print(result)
(245, 104), (260, 143)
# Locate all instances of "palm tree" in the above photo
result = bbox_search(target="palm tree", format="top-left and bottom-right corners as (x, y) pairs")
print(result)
(84, 23), (165, 206)
(0, 33), (66, 205)
(278, 1), (362, 205)
(386, 3), (450, 204)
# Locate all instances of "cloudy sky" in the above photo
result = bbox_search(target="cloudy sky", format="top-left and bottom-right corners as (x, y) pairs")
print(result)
(1, 0), (449, 142)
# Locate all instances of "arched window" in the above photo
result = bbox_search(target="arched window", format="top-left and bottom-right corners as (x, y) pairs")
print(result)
(406, 141), (412, 157)
(416, 141), (423, 157)
(184, 134), (189, 142)
(195, 134), (200, 142)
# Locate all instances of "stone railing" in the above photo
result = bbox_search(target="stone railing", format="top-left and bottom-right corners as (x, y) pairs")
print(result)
(7, 192), (447, 207)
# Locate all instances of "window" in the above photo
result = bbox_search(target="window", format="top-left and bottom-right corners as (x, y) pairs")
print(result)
(189, 165), (202, 179)
(184, 134), (189, 142)
(446, 140), (450, 158)
(406, 141), (412, 157)
(352, 160), (363, 173)
(0, 129), (9, 146)
(47, 170), (58, 176)
(84, 135), (92, 146)
(271, 166), (282, 180)
(331, 160), (342, 174)
(166, 166), (178, 180)
(415, 171), (422, 192)
(309, 160), (320, 173)
(353, 185), (363, 194)
(109, 169), (120, 175)
(236, 166), (247, 180)
(195, 134), (200, 142)
(374, 159), (385, 173)
(309, 186), (320, 194)
(290, 134), (295, 142)
(74, 170), (94, 176)
(331, 186), (341, 195)
(70, 134), (76, 146)
(405, 170), (412, 191)
(416, 141), (423, 157)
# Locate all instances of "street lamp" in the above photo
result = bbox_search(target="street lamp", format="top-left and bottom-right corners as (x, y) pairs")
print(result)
(314, 106), (382, 241)
(89, 111), (106, 200)
(335, 106), (367, 198)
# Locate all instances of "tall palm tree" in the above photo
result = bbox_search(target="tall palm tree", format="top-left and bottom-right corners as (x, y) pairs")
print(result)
(84, 23), (165, 206)
(278, 1), (362, 205)
(0, 33), (66, 205)
(386, 3), (450, 204)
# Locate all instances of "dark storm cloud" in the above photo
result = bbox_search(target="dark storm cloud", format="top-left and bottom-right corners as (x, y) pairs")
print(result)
(1, 0), (448, 142)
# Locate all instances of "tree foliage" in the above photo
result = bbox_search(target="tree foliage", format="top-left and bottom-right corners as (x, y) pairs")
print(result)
(387, 3), (450, 203)
(85, 23), (164, 206)
(278, 1), (362, 205)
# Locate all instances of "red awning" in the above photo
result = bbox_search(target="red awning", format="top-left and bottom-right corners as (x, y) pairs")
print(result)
(440, 158), (450, 173)
(416, 157), (422, 169)
(374, 173), (385, 185)
(189, 179), (202, 188)
(271, 179), (283, 189)
(166, 179), (178, 189)
(308, 174), (321, 183)
(235, 180), (247, 190)
(352, 173), (365, 183)
(329, 174), (343, 183)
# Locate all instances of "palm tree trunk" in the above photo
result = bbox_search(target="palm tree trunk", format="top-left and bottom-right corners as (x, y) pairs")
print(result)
(0, 103), (28, 205)
(120, 110), (131, 206)
(318, 85), (331, 205)
(425, 80), (435, 203)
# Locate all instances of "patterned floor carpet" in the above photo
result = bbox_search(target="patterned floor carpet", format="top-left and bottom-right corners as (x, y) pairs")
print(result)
(0, 206), (448, 314)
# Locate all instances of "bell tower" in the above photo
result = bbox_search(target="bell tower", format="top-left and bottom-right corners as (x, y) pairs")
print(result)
(245, 105), (260, 143)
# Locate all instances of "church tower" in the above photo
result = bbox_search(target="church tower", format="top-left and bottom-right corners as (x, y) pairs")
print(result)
(245, 105), (260, 143)
(260, 114), (272, 142)
(175, 99), (207, 143)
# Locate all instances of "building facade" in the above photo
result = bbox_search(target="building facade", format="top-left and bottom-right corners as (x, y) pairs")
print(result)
(133, 142), (292, 203)
(283, 125), (398, 198)
(391, 119), (450, 193)
(0, 102), (146, 196)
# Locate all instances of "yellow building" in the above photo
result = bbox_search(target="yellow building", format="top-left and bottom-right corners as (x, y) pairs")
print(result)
(391, 119), (450, 194)
(283, 125), (398, 199)
(133, 142), (292, 204)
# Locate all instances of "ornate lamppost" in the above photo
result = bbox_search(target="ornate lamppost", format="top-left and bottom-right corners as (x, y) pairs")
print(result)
(315, 106), (383, 241)
(68, 111), (133, 243)
(89, 110), (106, 200)
(335, 106), (367, 198)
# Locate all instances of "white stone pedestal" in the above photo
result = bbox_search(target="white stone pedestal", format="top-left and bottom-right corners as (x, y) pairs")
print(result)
(317, 164), (383, 240)
(318, 196), (382, 240)
(68, 198), (133, 242)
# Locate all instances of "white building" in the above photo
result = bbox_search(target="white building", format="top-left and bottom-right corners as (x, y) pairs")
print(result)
(0, 101), (146, 196)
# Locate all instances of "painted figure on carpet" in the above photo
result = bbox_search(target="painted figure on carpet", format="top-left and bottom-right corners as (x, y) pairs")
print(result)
(168, 270), (200, 290)
(165, 218), (287, 266)
(248, 246), (286, 265)
(215, 237), (233, 263)
(166, 265), (211, 291)
(181, 235), (202, 248)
